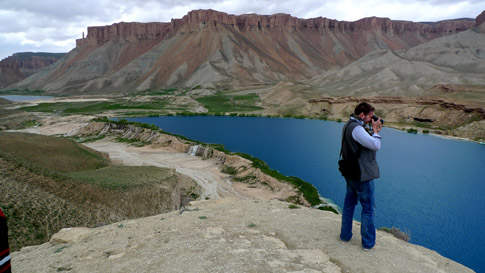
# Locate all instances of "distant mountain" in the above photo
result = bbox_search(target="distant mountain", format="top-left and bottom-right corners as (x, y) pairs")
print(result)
(7, 9), (480, 94)
(307, 28), (485, 97)
(0, 52), (65, 89)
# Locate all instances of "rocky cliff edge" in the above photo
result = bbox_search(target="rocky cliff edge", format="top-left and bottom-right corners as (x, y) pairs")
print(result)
(12, 198), (473, 273)
(76, 9), (476, 47)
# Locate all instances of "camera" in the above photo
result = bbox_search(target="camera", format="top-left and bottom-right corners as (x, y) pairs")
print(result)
(372, 115), (384, 125)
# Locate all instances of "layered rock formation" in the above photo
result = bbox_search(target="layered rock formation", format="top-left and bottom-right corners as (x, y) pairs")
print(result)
(307, 96), (484, 127)
(76, 10), (474, 47)
(0, 52), (65, 88)
(307, 26), (485, 97)
(9, 9), (480, 94)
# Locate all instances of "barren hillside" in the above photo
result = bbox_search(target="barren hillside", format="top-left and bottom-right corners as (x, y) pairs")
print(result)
(8, 9), (479, 94)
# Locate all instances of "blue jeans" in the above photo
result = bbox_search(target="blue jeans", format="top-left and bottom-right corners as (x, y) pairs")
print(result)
(340, 178), (376, 249)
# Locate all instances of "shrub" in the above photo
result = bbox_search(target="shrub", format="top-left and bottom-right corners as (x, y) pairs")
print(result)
(317, 206), (338, 214)
(221, 166), (238, 175)
(190, 193), (200, 199)
(288, 204), (300, 209)
(379, 226), (410, 241)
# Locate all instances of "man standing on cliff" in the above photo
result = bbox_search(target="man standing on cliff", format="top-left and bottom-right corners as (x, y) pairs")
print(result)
(339, 102), (382, 251)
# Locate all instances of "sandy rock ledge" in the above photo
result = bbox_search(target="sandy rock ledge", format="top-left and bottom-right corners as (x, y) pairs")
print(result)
(12, 198), (473, 273)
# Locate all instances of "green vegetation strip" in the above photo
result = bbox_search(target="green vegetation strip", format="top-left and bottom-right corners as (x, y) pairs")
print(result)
(19, 100), (169, 114)
(233, 152), (321, 206)
(0, 89), (47, 96)
(195, 92), (263, 113)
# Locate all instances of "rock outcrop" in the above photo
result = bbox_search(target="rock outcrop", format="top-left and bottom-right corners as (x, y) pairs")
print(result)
(476, 10), (485, 26)
(9, 9), (481, 94)
(11, 198), (474, 272)
(0, 52), (65, 88)
(307, 96), (485, 136)
(76, 10), (474, 47)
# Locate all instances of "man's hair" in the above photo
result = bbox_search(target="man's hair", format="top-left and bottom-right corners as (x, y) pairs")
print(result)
(354, 102), (375, 115)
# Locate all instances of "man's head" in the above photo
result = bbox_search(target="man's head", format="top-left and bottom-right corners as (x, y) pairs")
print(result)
(354, 102), (375, 123)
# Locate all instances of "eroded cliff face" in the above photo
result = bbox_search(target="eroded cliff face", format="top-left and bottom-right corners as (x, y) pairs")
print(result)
(11, 9), (479, 94)
(0, 53), (65, 88)
(76, 10), (474, 48)
(306, 96), (485, 140)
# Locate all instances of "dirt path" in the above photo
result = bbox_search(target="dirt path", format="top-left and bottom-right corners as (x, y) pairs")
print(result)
(84, 140), (251, 200)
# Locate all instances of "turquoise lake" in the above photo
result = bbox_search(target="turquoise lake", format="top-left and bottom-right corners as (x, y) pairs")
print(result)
(124, 115), (485, 272)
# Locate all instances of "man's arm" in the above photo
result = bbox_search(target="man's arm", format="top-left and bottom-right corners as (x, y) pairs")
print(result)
(352, 126), (382, 151)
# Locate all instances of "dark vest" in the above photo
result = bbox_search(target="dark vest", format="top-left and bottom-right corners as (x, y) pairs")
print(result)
(341, 119), (380, 182)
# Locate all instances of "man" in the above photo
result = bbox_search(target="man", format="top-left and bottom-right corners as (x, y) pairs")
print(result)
(0, 208), (11, 273)
(339, 102), (382, 251)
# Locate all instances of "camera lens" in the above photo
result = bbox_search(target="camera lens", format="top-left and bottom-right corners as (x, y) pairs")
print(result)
(372, 115), (384, 125)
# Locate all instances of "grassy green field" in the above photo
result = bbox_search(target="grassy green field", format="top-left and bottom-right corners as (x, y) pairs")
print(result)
(0, 132), (180, 190)
(0, 132), (108, 172)
(19, 100), (170, 114)
(196, 92), (263, 113)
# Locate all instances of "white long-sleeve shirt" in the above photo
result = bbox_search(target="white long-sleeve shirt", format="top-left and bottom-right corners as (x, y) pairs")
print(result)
(350, 117), (382, 151)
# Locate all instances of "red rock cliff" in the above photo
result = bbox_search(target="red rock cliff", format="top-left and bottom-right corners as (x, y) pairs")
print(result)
(476, 10), (485, 26)
(0, 53), (64, 72)
(0, 53), (65, 88)
(76, 9), (476, 47)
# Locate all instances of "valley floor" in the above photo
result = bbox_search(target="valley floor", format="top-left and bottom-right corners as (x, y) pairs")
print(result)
(17, 114), (299, 203)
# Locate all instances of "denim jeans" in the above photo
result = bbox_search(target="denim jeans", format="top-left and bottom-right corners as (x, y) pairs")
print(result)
(340, 178), (376, 249)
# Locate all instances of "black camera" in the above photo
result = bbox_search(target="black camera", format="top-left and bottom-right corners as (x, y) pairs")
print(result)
(372, 115), (384, 125)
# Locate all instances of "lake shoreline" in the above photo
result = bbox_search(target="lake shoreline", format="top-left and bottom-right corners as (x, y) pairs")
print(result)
(13, 113), (329, 209)
(3, 93), (483, 143)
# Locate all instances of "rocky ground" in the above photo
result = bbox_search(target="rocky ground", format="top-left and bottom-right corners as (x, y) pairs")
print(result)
(11, 198), (474, 273)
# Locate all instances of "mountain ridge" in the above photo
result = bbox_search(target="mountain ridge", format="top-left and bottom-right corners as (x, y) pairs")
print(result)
(0, 52), (65, 89)
(7, 9), (482, 94)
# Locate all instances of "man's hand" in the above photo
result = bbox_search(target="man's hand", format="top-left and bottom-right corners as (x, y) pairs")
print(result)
(372, 118), (382, 134)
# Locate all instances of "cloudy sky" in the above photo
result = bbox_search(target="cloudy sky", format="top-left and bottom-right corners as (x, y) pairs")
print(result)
(0, 0), (484, 60)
